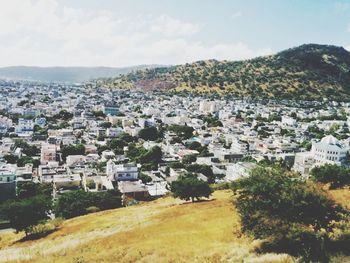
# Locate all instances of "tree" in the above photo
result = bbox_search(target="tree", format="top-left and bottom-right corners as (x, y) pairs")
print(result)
(55, 190), (122, 219)
(17, 182), (53, 199)
(99, 122), (112, 129)
(231, 165), (348, 261)
(0, 195), (51, 235)
(61, 144), (85, 161)
(187, 141), (201, 150)
(138, 126), (160, 141)
(182, 154), (197, 164)
(171, 174), (213, 202)
(17, 156), (40, 168)
(168, 124), (194, 139)
(3, 154), (18, 164)
(310, 164), (350, 189)
(186, 164), (215, 183)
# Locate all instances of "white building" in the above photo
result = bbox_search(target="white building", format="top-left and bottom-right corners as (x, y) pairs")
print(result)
(106, 160), (138, 181)
(199, 100), (217, 113)
(311, 135), (348, 165)
(226, 162), (256, 181)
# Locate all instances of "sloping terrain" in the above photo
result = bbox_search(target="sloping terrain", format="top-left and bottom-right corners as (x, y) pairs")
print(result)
(0, 190), (294, 263)
(100, 44), (350, 100)
(0, 65), (161, 82)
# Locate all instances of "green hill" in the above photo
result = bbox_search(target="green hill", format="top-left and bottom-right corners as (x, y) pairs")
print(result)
(100, 44), (350, 100)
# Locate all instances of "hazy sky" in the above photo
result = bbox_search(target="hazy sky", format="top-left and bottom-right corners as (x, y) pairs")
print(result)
(0, 0), (349, 67)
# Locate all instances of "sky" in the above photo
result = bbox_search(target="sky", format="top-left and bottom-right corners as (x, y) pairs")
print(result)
(0, 0), (349, 67)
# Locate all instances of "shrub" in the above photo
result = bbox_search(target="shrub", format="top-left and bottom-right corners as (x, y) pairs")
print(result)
(55, 190), (122, 219)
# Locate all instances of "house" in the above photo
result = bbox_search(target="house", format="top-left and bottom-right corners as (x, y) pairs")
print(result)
(118, 181), (149, 200)
(15, 118), (34, 135)
(226, 162), (257, 181)
(104, 103), (119, 116)
(40, 143), (57, 164)
(106, 160), (138, 181)
(0, 164), (16, 201)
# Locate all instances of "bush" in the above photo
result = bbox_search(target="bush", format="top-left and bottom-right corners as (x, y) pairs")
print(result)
(231, 165), (349, 261)
(55, 190), (122, 219)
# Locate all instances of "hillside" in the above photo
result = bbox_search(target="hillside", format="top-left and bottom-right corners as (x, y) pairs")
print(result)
(100, 44), (350, 100)
(0, 65), (161, 83)
(0, 190), (294, 263)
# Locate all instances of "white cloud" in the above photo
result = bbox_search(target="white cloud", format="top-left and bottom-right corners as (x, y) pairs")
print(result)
(230, 12), (242, 19)
(345, 45), (350, 51)
(150, 14), (200, 37)
(335, 2), (350, 11)
(0, 0), (272, 67)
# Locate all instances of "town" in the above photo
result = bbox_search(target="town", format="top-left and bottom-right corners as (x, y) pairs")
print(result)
(0, 79), (349, 203)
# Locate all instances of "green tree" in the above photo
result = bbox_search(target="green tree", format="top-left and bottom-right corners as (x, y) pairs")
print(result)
(310, 164), (350, 189)
(61, 144), (85, 161)
(4, 154), (18, 164)
(0, 195), (52, 235)
(231, 165), (348, 261)
(55, 190), (122, 219)
(171, 173), (213, 202)
(138, 126), (160, 141)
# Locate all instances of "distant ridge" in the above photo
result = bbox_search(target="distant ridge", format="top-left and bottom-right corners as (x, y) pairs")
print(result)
(100, 44), (350, 100)
(0, 65), (162, 82)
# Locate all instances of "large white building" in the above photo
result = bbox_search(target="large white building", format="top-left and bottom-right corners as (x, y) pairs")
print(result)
(311, 135), (347, 165)
(199, 100), (217, 114)
(293, 135), (348, 175)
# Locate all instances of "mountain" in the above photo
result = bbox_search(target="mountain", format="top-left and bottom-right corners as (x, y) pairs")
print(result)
(100, 44), (350, 100)
(0, 65), (161, 83)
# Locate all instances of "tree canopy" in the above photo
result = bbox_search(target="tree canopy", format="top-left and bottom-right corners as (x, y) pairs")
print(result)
(231, 165), (349, 261)
(171, 173), (213, 202)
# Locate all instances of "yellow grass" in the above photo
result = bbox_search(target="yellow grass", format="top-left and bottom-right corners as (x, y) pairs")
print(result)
(329, 188), (350, 209)
(0, 190), (294, 263)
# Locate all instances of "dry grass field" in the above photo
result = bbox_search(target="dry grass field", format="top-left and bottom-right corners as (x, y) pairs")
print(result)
(0, 190), (294, 263)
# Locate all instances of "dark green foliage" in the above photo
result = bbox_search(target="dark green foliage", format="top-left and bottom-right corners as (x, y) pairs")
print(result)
(232, 166), (349, 261)
(138, 126), (161, 141)
(167, 124), (194, 139)
(139, 173), (152, 184)
(310, 164), (350, 189)
(0, 195), (52, 235)
(55, 189), (122, 219)
(14, 140), (40, 157)
(187, 141), (202, 150)
(61, 144), (85, 161)
(53, 110), (73, 121)
(182, 154), (197, 164)
(186, 164), (215, 183)
(17, 156), (40, 168)
(170, 173), (213, 202)
(99, 122), (112, 129)
(203, 115), (223, 127)
(17, 182), (53, 199)
(3, 154), (18, 164)
(92, 110), (106, 118)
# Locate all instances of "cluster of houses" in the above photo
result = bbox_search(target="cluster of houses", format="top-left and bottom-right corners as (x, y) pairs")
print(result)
(0, 79), (350, 202)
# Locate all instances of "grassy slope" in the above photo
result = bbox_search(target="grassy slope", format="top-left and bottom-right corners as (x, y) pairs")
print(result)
(0, 190), (294, 263)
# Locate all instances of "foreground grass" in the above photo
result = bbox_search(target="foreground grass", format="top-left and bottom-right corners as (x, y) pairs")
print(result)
(0, 190), (294, 263)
